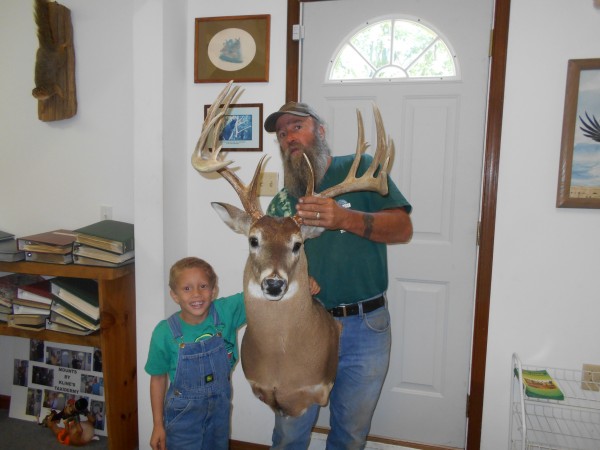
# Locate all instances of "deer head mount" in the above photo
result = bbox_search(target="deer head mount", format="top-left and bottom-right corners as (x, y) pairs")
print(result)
(192, 81), (394, 416)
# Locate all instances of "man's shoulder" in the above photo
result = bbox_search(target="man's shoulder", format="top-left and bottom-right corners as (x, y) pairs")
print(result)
(331, 154), (373, 171)
(267, 188), (297, 217)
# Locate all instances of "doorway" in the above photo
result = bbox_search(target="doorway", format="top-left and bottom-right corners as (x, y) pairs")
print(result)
(284, 0), (511, 448)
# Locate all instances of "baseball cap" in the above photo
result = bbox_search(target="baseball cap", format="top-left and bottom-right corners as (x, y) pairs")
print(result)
(264, 101), (322, 133)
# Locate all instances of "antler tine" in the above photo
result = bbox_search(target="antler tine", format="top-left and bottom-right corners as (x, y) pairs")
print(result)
(191, 81), (264, 220)
(372, 105), (393, 184)
(219, 155), (268, 221)
(303, 154), (316, 198)
(191, 81), (243, 173)
(317, 105), (393, 199)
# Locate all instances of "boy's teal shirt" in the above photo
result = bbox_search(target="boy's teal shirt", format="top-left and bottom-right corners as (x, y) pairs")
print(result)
(145, 292), (245, 382)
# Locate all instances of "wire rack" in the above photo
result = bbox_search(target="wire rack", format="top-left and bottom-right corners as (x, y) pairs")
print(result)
(510, 354), (600, 450)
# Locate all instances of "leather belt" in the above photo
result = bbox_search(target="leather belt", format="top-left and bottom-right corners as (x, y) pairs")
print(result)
(328, 296), (385, 317)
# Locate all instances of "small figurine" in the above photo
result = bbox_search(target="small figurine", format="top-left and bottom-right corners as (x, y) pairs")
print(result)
(42, 398), (98, 446)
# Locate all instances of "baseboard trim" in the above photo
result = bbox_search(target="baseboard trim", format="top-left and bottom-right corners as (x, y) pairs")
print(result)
(0, 394), (10, 410)
(313, 427), (459, 450)
(230, 428), (458, 450)
(230, 440), (269, 450)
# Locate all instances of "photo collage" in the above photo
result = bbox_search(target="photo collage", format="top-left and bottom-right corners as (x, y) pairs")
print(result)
(10, 339), (106, 436)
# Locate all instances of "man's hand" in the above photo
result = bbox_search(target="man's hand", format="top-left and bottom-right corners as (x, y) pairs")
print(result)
(296, 196), (412, 243)
(296, 196), (343, 230)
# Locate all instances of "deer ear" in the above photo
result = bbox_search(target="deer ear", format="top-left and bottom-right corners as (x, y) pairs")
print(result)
(211, 202), (253, 235)
(301, 224), (325, 241)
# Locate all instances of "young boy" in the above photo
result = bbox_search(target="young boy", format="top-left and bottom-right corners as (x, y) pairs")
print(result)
(145, 257), (246, 450)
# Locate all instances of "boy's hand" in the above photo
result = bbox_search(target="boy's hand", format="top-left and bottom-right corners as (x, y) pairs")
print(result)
(150, 425), (166, 450)
(309, 276), (321, 295)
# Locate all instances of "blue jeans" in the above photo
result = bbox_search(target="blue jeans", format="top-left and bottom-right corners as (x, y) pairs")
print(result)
(271, 304), (391, 450)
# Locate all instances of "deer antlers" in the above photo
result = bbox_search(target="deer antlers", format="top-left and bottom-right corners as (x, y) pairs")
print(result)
(191, 81), (265, 220)
(308, 106), (394, 199)
(192, 81), (395, 219)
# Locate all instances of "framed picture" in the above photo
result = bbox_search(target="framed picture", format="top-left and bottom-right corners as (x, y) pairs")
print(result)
(203, 103), (263, 151)
(195, 15), (270, 83)
(557, 58), (600, 208)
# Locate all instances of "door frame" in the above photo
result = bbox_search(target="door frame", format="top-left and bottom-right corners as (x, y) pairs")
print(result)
(284, 1), (511, 448)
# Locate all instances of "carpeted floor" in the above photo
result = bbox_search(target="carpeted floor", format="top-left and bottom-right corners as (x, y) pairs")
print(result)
(0, 408), (108, 449)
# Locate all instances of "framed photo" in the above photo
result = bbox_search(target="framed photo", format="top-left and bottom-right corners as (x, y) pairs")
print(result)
(203, 103), (263, 151)
(557, 59), (600, 208)
(195, 15), (270, 83)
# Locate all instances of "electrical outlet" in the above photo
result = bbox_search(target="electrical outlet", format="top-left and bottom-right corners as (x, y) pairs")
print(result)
(581, 363), (600, 391)
(259, 172), (279, 196)
(100, 205), (113, 220)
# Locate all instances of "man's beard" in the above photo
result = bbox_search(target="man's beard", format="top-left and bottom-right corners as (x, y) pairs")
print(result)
(281, 130), (331, 198)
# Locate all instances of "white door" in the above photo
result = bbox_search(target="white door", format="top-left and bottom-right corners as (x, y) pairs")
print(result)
(300, 0), (493, 447)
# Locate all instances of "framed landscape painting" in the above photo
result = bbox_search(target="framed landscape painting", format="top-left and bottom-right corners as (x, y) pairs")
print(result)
(557, 59), (600, 208)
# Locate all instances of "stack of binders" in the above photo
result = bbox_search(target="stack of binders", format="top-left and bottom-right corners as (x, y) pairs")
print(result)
(72, 220), (134, 267)
(9, 278), (54, 331)
(16, 229), (77, 264)
(49, 277), (100, 334)
(0, 230), (25, 262)
(0, 273), (45, 325)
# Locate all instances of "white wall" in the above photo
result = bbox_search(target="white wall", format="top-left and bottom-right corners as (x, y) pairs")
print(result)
(0, 0), (134, 234)
(0, 0), (135, 407)
(481, 1), (600, 448)
(180, 1), (288, 445)
(3, 0), (600, 449)
(134, 0), (288, 446)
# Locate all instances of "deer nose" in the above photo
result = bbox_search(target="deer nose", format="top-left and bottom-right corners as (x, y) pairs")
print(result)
(262, 277), (287, 299)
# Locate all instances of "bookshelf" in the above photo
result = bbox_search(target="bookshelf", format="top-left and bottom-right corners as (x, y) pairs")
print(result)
(0, 261), (138, 450)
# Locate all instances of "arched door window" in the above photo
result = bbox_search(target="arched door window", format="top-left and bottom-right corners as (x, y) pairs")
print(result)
(329, 17), (458, 82)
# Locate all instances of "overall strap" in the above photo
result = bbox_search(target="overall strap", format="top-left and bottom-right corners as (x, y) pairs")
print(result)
(211, 303), (221, 328)
(167, 306), (219, 342)
(167, 312), (183, 340)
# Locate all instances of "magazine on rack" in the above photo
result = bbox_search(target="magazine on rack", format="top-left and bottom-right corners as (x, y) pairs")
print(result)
(518, 368), (565, 400)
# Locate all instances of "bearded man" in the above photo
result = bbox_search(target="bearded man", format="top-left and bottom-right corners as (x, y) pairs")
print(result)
(264, 102), (413, 450)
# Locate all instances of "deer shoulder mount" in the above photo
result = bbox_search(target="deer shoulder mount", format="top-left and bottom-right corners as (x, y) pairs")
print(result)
(192, 82), (394, 417)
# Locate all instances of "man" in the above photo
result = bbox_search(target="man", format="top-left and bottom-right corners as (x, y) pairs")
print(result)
(264, 102), (413, 450)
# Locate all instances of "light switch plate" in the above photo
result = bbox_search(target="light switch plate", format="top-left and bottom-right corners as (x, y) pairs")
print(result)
(581, 363), (600, 391)
(259, 172), (279, 196)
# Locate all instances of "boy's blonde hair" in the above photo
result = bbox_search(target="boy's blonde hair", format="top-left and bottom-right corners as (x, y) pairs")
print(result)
(169, 257), (217, 290)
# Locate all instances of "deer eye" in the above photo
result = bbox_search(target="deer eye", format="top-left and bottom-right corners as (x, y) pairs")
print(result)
(249, 236), (259, 248)
(292, 242), (302, 253)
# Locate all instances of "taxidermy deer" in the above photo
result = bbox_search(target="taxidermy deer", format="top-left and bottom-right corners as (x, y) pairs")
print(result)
(192, 82), (394, 417)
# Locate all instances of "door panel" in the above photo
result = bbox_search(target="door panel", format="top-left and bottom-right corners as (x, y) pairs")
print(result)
(300, 0), (493, 446)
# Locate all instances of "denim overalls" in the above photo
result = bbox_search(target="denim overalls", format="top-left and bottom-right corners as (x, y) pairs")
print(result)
(164, 305), (232, 450)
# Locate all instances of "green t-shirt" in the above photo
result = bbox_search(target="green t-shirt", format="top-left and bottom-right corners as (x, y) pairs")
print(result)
(267, 154), (411, 309)
(144, 292), (246, 381)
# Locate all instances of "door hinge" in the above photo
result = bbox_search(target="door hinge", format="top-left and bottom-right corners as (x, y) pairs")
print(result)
(466, 394), (470, 418)
(292, 24), (304, 41)
(476, 221), (481, 246)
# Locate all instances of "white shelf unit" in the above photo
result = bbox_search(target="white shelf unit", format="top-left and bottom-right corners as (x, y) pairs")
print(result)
(510, 353), (600, 450)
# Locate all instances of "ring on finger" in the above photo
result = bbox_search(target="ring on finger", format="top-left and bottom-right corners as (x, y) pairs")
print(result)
(316, 211), (320, 220)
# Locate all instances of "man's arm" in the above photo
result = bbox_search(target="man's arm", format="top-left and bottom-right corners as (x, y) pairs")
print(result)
(296, 196), (412, 244)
